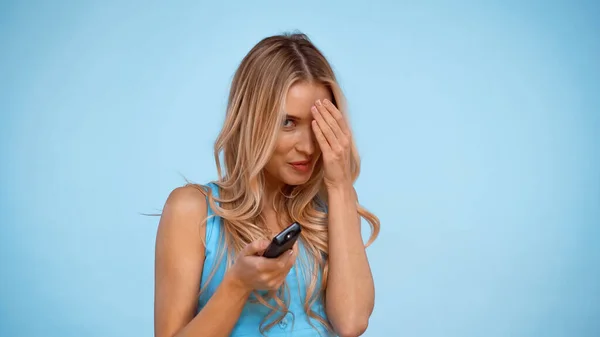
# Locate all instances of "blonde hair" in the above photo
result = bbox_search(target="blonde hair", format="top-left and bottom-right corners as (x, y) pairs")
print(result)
(192, 32), (380, 334)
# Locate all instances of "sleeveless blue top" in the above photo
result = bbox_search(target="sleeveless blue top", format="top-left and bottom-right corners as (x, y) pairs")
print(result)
(197, 182), (335, 337)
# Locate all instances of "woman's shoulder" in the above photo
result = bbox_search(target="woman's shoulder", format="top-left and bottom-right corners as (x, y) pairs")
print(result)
(155, 185), (211, 280)
(162, 184), (209, 220)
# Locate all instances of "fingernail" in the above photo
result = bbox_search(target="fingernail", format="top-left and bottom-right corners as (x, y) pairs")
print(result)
(311, 106), (317, 113)
(315, 99), (322, 106)
(289, 250), (294, 255)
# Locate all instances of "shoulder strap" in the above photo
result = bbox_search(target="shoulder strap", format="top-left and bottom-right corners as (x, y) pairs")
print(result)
(204, 182), (221, 247)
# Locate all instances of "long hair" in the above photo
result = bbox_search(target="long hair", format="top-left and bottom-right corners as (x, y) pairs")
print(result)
(191, 32), (380, 334)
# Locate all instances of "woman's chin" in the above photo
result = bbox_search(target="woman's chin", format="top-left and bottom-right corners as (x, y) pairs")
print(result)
(282, 172), (313, 186)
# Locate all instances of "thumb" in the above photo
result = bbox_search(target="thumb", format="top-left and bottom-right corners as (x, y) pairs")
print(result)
(242, 239), (271, 256)
(278, 242), (297, 263)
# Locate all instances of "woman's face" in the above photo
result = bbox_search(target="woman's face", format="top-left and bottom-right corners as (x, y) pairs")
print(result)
(264, 81), (332, 187)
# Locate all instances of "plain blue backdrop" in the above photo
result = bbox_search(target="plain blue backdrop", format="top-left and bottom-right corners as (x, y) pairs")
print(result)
(1, 0), (599, 336)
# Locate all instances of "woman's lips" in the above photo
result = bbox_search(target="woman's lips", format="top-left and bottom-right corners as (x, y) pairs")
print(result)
(289, 161), (311, 173)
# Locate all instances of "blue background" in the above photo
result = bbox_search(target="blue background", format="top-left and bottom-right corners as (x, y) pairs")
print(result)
(1, 0), (599, 336)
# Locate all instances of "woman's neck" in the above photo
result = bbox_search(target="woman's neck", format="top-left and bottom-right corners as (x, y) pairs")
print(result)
(261, 174), (292, 234)
(262, 174), (283, 211)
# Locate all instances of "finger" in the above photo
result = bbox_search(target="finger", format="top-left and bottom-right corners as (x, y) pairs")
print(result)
(284, 248), (296, 269)
(312, 105), (339, 148)
(242, 239), (271, 256)
(274, 250), (296, 279)
(323, 99), (351, 137)
(312, 120), (331, 153)
(275, 248), (294, 266)
(316, 99), (345, 140)
(272, 249), (295, 272)
(256, 249), (293, 272)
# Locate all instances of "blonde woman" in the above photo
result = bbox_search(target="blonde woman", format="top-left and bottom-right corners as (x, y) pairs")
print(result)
(154, 32), (380, 337)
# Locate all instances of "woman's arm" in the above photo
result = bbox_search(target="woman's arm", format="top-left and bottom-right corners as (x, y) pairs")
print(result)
(310, 98), (377, 336)
(325, 185), (375, 337)
(154, 186), (251, 337)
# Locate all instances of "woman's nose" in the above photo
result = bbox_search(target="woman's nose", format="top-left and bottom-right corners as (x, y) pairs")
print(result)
(295, 127), (316, 155)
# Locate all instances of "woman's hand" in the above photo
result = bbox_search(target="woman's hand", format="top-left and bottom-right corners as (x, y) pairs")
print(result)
(227, 240), (297, 293)
(311, 99), (353, 190)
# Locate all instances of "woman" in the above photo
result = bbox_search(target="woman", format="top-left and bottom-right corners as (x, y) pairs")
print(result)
(154, 32), (380, 337)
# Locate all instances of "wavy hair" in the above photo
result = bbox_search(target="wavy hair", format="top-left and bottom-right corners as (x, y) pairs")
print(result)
(191, 32), (380, 334)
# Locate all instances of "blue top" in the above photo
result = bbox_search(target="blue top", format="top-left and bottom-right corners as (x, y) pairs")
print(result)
(197, 182), (335, 337)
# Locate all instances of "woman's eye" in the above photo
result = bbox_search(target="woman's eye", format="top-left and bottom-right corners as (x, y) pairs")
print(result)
(283, 118), (296, 128)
